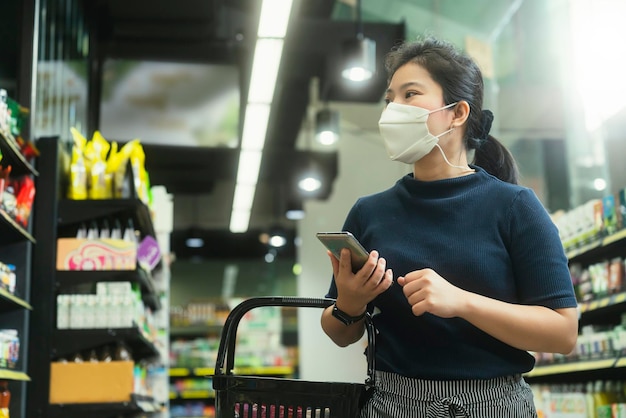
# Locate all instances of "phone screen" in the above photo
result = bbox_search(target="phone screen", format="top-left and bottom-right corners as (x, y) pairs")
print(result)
(316, 231), (369, 273)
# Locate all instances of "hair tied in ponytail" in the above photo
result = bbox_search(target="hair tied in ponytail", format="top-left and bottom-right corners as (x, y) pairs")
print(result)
(480, 109), (494, 139)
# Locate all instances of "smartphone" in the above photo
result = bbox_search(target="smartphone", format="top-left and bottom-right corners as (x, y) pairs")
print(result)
(316, 231), (370, 273)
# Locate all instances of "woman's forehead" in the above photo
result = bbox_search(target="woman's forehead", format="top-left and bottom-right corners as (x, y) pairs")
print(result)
(387, 63), (438, 92)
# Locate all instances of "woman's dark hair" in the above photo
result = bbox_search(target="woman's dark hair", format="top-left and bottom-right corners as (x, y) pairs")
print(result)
(384, 36), (519, 184)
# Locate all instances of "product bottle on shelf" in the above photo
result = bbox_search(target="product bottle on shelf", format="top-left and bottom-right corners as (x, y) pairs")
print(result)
(115, 343), (132, 361)
(0, 380), (10, 418)
(100, 345), (113, 362)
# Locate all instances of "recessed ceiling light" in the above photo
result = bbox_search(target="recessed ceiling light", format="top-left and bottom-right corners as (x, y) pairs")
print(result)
(185, 237), (205, 248)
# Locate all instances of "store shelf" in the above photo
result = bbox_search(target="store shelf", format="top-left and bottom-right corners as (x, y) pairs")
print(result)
(526, 358), (616, 378)
(0, 208), (35, 245)
(53, 328), (159, 361)
(566, 228), (626, 261)
(579, 291), (626, 314)
(170, 324), (223, 337)
(56, 267), (161, 311)
(57, 198), (156, 239)
(170, 390), (214, 400)
(0, 368), (30, 381)
(0, 287), (32, 312)
(48, 394), (160, 418)
(169, 366), (294, 378)
(0, 130), (38, 177)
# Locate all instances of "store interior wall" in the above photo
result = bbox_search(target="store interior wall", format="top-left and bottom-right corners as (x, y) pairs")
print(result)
(297, 102), (407, 382)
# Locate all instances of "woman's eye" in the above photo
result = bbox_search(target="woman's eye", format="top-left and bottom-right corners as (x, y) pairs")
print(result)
(405, 91), (418, 98)
(384, 98), (390, 105)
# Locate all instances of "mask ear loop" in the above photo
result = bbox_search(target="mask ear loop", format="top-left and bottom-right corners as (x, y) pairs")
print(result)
(434, 133), (475, 172)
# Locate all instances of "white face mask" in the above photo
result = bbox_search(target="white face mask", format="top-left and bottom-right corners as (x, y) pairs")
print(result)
(378, 102), (457, 164)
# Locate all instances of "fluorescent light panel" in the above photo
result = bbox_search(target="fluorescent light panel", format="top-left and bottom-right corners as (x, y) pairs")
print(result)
(236, 150), (263, 185)
(229, 0), (294, 233)
(229, 208), (251, 233)
(258, 0), (294, 37)
(240, 103), (271, 151)
(247, 39), (284, 104)
(232, 183), (257, 211)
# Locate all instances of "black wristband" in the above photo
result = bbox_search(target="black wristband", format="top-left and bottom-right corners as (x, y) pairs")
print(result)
(331, 303), (366, 325)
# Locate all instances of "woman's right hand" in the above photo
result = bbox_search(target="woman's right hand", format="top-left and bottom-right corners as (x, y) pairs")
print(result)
(329, 248), (393, 315)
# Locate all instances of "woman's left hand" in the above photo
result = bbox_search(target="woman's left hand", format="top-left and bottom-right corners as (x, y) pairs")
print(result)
(397, 268), (468, 318)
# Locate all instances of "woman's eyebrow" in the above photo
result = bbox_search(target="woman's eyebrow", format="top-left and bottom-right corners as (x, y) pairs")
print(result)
(385, 81), (427, 94)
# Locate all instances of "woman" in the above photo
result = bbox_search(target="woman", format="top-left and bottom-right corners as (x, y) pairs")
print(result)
(320, 36), (578, 418)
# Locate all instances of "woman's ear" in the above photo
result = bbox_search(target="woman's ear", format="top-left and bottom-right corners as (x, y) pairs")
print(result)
(452, 101), (470, 127)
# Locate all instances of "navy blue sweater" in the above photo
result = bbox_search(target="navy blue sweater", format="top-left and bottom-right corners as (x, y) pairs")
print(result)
(326, 166), (577, 380)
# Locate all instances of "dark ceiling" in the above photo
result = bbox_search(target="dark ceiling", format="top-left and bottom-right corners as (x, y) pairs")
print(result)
(83, 0), (405, 260)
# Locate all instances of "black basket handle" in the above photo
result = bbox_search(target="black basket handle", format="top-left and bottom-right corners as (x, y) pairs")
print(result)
(213, 296), (376, 388)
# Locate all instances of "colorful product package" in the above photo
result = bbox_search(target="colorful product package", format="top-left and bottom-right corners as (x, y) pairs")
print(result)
(56, 238), (137, 271)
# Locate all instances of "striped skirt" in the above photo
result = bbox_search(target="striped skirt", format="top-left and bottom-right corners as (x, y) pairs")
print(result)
(360, 371), (537, 418)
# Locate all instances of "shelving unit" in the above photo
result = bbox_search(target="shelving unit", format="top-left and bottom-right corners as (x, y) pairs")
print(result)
(27, 137), (165, 417)
(53, 328), (160, 360)
(56, 268), (162, 311)
(0, 127), (37, 417)
(48, 394), (161, 418)
(0, 131), (39, 177)
(525, 228), (626, 385)
(0, 108), (38, 418)
(169, 305), (297, 418)
(57, 198), (156, 238)
(170, 325), (223, 338)
(0, 287), (32, 312)
(0, 208), (35, 244)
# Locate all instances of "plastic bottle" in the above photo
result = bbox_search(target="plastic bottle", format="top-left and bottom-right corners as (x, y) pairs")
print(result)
(69, 352), (83, 363)
(586, 381), (596, 418)
(0, 380), (11, 418)
(0, 89), (8, 134)
(87, 349), (99, 363)
(594, 380), (611, 418)
(111, 219), (122, 240)
(123, 219), (136, 244)
(115, 343), (132, 361)
(99, 219), (110, 239)
(100, 345), (113, 362)
(76, 223), (87, 239)
(87, 221), (99, 240)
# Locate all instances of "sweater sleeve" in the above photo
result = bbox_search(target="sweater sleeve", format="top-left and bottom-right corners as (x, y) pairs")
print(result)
(508, 188), (578, 309)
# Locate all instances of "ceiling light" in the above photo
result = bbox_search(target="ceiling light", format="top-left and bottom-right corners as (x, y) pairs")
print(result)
(230, 208), (251, 233)
(296, 155), (324, 193)
(267, 225), (288, 248)
(285, 208), (305, 220)
(341, 36), (376, 82)
(593, 178), (607, 191)
(232, 182), (256, 210)
(229, 0), (294, 234)
(341, 0), (376, 82)
(269, 234), (287, 248)
(298, 176), (322, 192)
(257, 0), (294, 38)
(315, 109), (340, 145)
(265, 252), (276, 263)
(185, 237), (204, 248)
(236, 150), (262, 185)
(241, 103), (271, 151)
(248, 39), (284, 104)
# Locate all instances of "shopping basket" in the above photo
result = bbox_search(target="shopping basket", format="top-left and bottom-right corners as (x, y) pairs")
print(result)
(213, 297), (376, 418)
